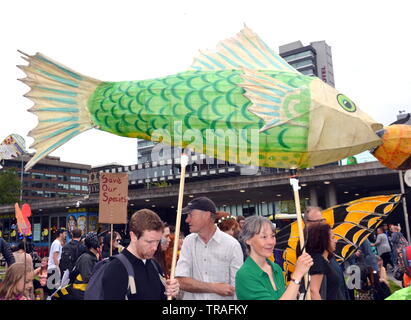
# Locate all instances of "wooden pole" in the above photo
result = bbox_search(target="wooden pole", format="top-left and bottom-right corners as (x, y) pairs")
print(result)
(23, 236), (27, 297)
(168, 154), (188, 300)
(110, 224), (113, 257)
(290, 175), (311, 300)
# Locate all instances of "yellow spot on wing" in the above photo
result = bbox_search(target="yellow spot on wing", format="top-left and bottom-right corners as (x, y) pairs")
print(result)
(353, 229), (367, 244)
(341, 244), (351, 259)
(368, 217), (380, 228)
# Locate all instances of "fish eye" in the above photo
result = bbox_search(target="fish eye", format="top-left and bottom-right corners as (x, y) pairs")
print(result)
(337, 94), (356, 112)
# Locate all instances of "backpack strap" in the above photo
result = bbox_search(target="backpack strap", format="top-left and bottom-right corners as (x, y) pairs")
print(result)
(114, 254), (136, 297)
(150, 259), (160, 275)
(150, 259), (167, 288)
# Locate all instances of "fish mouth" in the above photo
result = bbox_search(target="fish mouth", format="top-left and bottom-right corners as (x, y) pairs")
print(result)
(371, 123), (383, 132)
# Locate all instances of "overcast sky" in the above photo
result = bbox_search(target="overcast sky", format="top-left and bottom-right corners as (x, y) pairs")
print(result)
(1, 0), (410, 167)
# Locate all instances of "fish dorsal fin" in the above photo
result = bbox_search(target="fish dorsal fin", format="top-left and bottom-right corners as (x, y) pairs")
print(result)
(239, 68), (307, 132)
(190, 26), (299, 73)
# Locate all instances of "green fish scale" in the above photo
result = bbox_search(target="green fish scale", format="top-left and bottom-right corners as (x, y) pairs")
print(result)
(88, 70), (311, 165)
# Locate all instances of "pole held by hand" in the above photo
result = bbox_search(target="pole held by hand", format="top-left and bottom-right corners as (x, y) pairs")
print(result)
(168, 154), (189, 300)
(290, 176), (311, 300)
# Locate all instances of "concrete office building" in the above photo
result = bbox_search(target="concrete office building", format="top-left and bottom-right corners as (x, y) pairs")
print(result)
(1, 154), (90, 202)
(279, 40), (335, 87)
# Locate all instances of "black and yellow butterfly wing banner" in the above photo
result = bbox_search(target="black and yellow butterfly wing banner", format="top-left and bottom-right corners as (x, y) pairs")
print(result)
(275, 194), (402, 276)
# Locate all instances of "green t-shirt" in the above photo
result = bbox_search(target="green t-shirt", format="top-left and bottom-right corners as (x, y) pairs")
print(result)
(235, 256), (286, 300)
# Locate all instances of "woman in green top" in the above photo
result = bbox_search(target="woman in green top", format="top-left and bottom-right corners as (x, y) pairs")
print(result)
(235, 216), (313, 300)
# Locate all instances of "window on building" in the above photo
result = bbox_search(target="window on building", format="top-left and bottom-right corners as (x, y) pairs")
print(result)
(291, 59), (314, 69)
(32, 172), (44, 179)
(284, 51), (315, 63)
(70, 176), (81, 183)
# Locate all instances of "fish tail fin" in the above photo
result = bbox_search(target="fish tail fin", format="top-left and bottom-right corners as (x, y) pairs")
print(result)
(18, 51), (102, 171)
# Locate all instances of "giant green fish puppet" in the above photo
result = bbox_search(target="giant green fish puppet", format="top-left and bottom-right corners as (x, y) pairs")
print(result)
(19, 27), (399, 171)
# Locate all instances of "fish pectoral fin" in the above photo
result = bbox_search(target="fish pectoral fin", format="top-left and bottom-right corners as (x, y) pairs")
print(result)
(239, 68), (303, 132)
(189, 26), (299, 73)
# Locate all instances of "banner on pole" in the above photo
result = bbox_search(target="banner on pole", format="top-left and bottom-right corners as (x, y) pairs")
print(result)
(99, 172), (128, 224)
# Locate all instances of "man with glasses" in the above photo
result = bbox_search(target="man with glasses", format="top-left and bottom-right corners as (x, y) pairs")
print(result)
(175, 196), (243, 300)
(304, 207), (326, 226)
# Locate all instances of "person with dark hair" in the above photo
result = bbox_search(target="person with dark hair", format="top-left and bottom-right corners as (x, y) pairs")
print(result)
(175, 196), (243, 300)
(101, 231), (124, 258)
(303, 206), (350, 300)
(236, 216), (313, 300)
(60, 228), (87, 274)
(353, 249), (375, 300)
(390, 224), (408, 267)
(12, 241), (33, 267)
(0, 237), (15, 267)
(47, 228), (67, 287)
(236, 216), (245, 230)
(51, 232), (101, 300)
(72, 233), (100, 294)
(32, 256), (50, 300)
(101, 209), (180, 300)
(371, 227), (393, 270)
(153, 223), (171, 277)
(306, 223), (345, 300)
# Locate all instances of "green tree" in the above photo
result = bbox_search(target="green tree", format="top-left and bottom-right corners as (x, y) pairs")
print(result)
(0, 168), (21, 205)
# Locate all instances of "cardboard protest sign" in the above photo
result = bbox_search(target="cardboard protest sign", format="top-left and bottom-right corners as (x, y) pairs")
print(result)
(99, 172), (128, 224)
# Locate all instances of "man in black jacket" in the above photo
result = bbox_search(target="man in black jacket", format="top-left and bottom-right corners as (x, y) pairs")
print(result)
(0, 237), (15, 267)
(51, 232), (99, 300)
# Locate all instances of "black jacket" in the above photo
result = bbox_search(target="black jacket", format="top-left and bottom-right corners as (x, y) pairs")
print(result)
(0, 238), (15, 266)
(102, 249), (165, 300)
(75, 251), (98, 283)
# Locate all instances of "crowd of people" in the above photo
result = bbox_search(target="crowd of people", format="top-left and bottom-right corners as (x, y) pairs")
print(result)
(0, 196), (410, 300)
